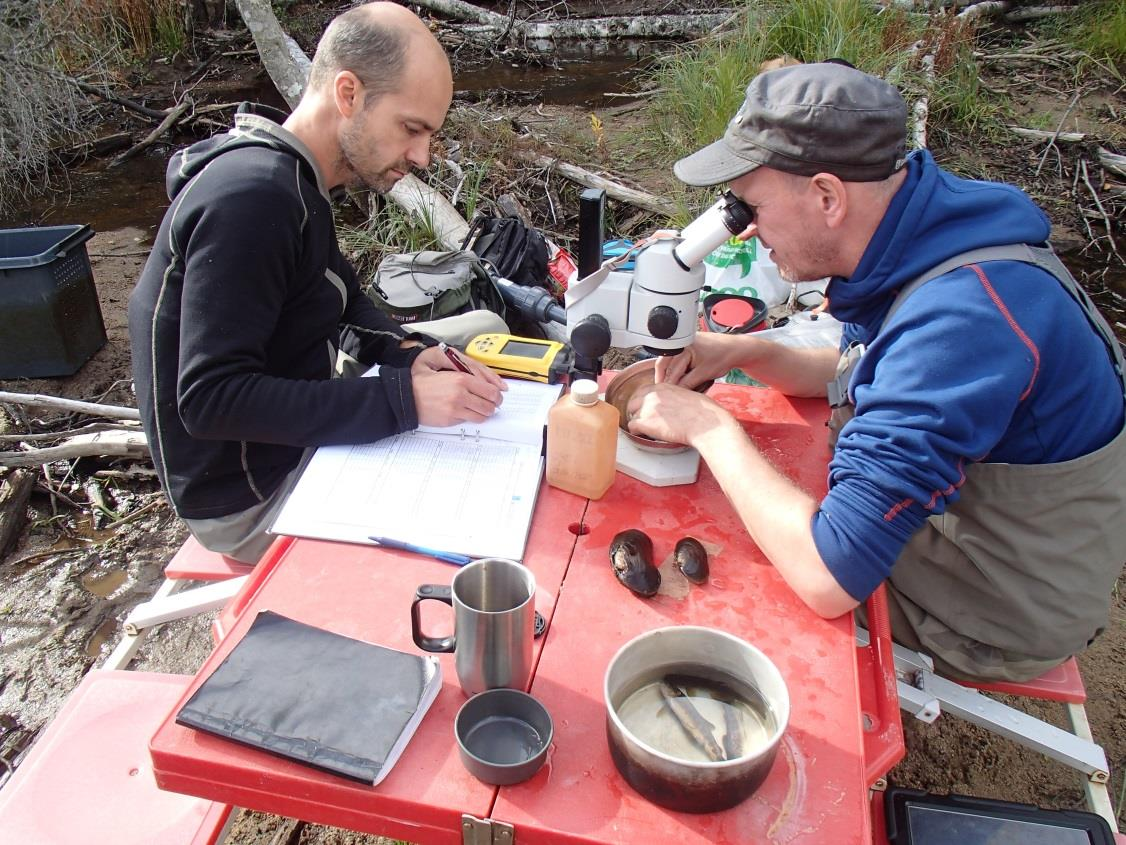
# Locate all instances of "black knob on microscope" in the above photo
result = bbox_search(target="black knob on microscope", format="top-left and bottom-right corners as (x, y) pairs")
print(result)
(647, 305), (679, 340)
(570, 314), (612, 359)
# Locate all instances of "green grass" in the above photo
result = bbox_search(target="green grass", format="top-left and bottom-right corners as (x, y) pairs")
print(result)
(637, 0), (1001, 195)
(1048, 0), (1126, 77)
(337, 157), (492, 280)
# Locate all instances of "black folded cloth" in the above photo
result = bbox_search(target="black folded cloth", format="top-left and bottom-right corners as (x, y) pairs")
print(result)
(177, 610), (440, 784)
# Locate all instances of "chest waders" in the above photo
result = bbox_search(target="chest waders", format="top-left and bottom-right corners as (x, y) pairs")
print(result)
(828, 244), (1126, 681)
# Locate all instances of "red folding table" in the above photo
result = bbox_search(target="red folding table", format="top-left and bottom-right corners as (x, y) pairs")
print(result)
(150, 385), (902, 844)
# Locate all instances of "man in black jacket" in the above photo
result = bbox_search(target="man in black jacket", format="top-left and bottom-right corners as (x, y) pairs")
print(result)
(129, 2), (505, 563)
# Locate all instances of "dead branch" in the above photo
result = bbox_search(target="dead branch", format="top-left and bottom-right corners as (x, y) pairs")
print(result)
(0, 392), (140, 422)
(912, 53), (935, 150)
(94, 466), (159, 481)
(0, 431), (149, 469)
(1079, 159), (1122, 262)
(1007, 126), (1086, 143)
(1097, 148), (1126, 180)
(0, 422), (141, 444)
(1034, 89), (1081, 179)
(521, 152), (677, 218)
(5, 546), (90, 568)
(110, 98), (193, 168)
(102, 497), (167, 531)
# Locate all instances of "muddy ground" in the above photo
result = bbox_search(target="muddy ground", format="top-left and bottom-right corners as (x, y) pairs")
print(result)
(1, 4), (1124, 843)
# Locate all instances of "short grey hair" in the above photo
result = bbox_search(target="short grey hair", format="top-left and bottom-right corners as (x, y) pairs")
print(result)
(308, 6), (409, 103)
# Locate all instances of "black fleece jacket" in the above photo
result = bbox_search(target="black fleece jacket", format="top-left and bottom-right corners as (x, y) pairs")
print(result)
(129, 104), (426, 519)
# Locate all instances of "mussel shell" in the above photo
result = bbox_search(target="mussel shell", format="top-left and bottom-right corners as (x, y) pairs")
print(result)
(609, 529), (661, 597)
(674, 536), (709, 585)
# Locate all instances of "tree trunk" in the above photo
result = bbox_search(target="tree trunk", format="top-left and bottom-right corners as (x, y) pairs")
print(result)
(0, 469), (35, 556)
(232, 0), (311, 109)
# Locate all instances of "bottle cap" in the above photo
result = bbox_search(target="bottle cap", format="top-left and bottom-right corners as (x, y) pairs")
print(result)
(570, 379), (600, 406)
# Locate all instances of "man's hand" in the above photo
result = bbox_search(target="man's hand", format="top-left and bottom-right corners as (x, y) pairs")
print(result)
(626, 383), (742, 448)
(655, 333), (749, 389)
(410, 346), (506, 426)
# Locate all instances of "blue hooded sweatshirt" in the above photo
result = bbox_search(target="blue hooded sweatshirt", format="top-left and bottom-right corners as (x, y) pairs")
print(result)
(812, 150), (1124, 602)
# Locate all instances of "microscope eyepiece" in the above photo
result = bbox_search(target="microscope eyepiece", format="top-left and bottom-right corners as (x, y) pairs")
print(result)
(673, 191), (756, 270)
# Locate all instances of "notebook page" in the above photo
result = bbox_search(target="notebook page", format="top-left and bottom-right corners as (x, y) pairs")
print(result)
(415, 378), (562, 446)
(272, 431), (544, 560)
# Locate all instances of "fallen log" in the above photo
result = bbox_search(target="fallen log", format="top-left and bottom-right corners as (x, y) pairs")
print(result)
(0, 469), (35, 556)
(0, 431), (149, 469)
(521, 14), (728, 40)
(521, 153), (678, 219)
(1005, 5), (1078, 22)
(957, 1), (1010, 21)
(413, 0), (511, 28)
(412, 0), (725, 41)
(0, 392), (140, 422)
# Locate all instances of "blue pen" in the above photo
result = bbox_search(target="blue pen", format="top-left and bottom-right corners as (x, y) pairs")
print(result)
(368, 536), (472, 566)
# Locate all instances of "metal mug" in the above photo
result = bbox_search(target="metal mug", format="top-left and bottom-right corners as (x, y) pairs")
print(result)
(411, 558), (536, 696)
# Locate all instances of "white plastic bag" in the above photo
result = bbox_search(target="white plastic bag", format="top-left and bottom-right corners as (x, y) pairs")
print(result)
(703, 237), (790, 307)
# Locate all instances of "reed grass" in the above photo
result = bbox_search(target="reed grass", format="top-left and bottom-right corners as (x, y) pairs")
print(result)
(639, 0), (998, 185)
(1042, 0), (1126, 78)
(43, 0), (190, 67)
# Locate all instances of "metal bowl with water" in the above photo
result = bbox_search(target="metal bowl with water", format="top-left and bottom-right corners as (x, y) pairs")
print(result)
(604, 626), (789, 813)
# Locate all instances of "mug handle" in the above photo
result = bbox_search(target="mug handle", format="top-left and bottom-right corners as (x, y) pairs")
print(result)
(411, 584), (455, 653)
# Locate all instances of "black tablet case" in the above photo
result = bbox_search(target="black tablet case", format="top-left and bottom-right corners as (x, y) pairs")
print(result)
(176, 610), (440, 784)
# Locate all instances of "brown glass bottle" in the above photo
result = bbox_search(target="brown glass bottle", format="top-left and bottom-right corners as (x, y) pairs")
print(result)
(546, 379), (619, 499)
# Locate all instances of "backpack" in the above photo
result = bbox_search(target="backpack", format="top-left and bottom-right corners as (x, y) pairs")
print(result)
(461, 214), (550, 292)
(367, 250), (506, 325)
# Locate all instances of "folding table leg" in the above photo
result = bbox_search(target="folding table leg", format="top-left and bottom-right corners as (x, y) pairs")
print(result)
(123, 575), (249, 635)
(102, 577), (181, 670)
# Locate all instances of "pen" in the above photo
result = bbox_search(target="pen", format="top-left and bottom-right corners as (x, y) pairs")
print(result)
(439, 341), (473, 375)
(369, 536), (472, 566)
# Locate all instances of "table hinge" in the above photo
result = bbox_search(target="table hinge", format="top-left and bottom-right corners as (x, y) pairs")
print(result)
(461, 814), (515, 845)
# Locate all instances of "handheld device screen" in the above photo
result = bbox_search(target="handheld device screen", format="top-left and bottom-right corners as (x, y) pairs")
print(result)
(500, 339), (551, 359)
(906, 805), (1093, 845)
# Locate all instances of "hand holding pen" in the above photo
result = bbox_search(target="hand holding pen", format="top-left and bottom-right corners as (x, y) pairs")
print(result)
(439, 342), (473, 374)
(409, 343), (507, 426)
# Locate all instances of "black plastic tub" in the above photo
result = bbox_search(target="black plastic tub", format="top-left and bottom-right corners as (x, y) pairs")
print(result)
(0, 225), (104, 378)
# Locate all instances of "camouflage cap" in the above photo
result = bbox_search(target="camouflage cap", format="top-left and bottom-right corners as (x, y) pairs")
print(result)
(674, 63), (908, 186)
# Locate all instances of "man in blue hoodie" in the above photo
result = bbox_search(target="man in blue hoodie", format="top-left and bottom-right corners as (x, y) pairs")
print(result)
(628, 63), (1126, 682)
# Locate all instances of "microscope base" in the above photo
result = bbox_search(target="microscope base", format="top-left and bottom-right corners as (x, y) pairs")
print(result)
(615, 431), (701, 487)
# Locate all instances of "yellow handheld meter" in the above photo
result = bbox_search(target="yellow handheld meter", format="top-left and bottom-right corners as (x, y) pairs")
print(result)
(464, 334), (572, 383)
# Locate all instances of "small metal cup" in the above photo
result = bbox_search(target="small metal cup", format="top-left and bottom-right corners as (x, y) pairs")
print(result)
(411, 558), (536, 696)
(455, 689), (553, 785)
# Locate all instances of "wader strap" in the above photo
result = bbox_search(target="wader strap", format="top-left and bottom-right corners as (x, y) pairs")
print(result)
(824, 243), (1126, 447)
(880, 244), (1125, 397)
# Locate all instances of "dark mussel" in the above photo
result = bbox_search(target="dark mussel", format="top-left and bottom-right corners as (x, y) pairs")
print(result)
(609, 529), (660, 597)
(674, 537), (709, 585)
